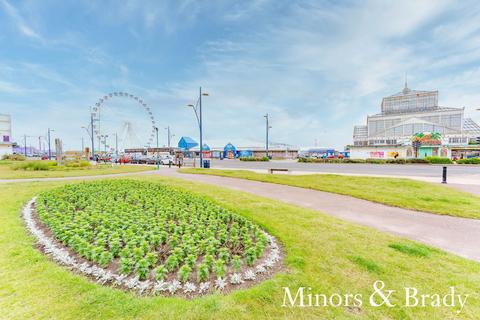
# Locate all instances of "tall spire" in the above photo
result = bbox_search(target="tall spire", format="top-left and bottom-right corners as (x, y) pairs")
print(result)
(402, 72), (410, 94)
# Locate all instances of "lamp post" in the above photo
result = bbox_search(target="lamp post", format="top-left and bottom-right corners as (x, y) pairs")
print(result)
(38, 136), (43, 155)
(187, 87), (209, 168)
(264, 113), (272, 158)
(83, 110), (95, 161)
(81, 124), (93, 160)
(154, 127), (160, 170)
(23, 135), (28, 157)
(165, 126), (172, 148)
(412, 140), (421, 158)
(47, 128), (54, 160)
(100, 134), (108, 162)
(115, 132), (118, 158)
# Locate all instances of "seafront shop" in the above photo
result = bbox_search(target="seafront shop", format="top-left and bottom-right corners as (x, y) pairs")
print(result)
(451, 146), (480, 160)
(350, 145), (451, 159)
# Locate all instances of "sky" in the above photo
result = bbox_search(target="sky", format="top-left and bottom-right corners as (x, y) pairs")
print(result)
(1, 0), (480, 151)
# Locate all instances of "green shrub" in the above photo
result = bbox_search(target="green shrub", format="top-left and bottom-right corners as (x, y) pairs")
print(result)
(197, 263), (209, 282)
(239, 156), (270, 162)
(214, 259), (226, 278)
(178, 264), (192, 282)
(424, 157), (453, 164)
(385, 159), (406, 164)
(119, 258), (133, 275)
(1, 154), (26, 161)
(136, 258), (150, 280)
(232, 255), (242, 272)
(99, 251), (112, 267)
(299, 157), (367, 164)
(366, 158), (386, 164)
(155, 265), (167, 281)
(456, 158), (480, 164)
(13, 161), (52, 171)
(406, 158), (429, 164)
(65, 160), (91, 168)
(342, 158), (366, 163)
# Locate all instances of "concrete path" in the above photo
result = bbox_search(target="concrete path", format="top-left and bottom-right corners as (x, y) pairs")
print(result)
(156, 169), (480, 262)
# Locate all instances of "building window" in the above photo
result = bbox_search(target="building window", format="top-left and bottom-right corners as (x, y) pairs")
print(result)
(3, 135), (9, 143)
(354, 141), (367, 146)
(448, 137), (467, 144)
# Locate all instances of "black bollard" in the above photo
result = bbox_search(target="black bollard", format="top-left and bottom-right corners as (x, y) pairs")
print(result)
(442, 166), (447, 184)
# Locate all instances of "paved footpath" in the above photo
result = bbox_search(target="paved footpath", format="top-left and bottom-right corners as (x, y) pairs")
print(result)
(156, 169), (480, 262)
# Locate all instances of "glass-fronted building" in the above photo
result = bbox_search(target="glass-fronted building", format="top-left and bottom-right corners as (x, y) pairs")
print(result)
(350, 83), (480, 159)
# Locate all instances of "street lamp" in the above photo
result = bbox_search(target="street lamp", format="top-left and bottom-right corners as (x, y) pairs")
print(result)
(100, 134), (108, 162)
(154, 127), (160, 170)
(47, 128), (54, 160)
(264, 113), (272, 158)
(187, 87), (209, 168)
(165, 126), (174, 149)
(23, 135), (35, 157)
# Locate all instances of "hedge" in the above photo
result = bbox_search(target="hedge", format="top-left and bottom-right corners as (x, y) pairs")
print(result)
(456, 158), (480, 165)
(297, 157), (465, 165)
(239, 156), (270, 162)
(424, 157), (453, 164)
(1, 154), (26, 161)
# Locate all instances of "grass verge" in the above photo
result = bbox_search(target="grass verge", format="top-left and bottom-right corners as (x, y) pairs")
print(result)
(179, 169), (480, 219)
(0, 175), (479, 319)
(0, 160), (153, 179)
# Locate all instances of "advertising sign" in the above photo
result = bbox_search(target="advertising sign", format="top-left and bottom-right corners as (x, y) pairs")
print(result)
(411, 132), (442, 146)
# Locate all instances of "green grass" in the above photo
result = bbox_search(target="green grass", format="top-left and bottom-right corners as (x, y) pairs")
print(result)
(388, 243), (431, 257)
(1, 176), (480, 319)
(348, 256), (382, 274)
(179, 169), (480, 219)
(0, 160), (153, 179)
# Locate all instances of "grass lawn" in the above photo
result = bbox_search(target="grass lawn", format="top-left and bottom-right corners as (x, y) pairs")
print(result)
(179, 169), (480, 219)
(1, 175), (479, 319)
(0, 160), (153, 179)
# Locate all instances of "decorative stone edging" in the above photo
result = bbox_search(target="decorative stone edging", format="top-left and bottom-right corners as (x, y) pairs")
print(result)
(22, 197), (282, 296)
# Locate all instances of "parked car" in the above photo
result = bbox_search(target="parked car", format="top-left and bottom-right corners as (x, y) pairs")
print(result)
(160, 155), (174, 165)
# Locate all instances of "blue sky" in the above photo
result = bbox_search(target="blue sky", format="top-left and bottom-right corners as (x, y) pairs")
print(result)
(1, 0), (480, 150)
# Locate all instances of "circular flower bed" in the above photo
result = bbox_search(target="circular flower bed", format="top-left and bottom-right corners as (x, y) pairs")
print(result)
(24, 180), (281, 296)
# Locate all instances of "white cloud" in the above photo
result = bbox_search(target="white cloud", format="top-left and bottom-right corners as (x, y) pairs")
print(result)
(2, 0), (480, 149)
(0, 0), (43, 41)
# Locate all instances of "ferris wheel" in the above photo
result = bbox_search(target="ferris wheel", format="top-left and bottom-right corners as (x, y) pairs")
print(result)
(90, 92), (156, 150)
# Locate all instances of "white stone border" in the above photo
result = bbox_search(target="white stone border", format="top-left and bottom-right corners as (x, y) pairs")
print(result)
(22, 197), (282, 296)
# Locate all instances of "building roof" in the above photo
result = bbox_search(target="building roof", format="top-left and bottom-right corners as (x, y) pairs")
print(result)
(463, 118), (480, 135)
(369, 106), (463, 118)
(224, 143), (236, 151)
(386, 89), (436, 98)
(178, 136), (198, 150)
